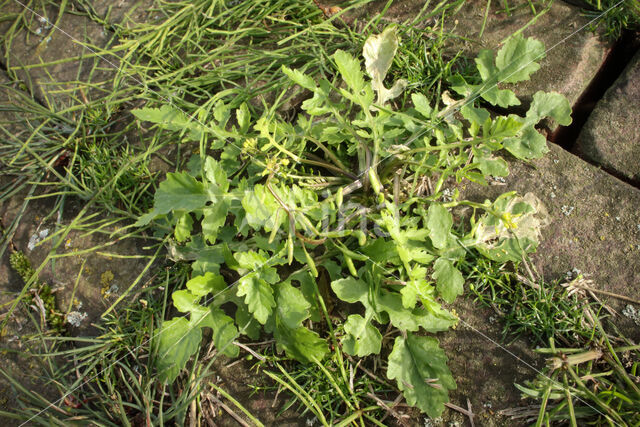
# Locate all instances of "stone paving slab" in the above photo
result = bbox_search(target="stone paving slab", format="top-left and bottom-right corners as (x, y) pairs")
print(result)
(0, 2), (116, 109)
(461, 142), (640, 335)
(451, 0), (611, 110)
(439, 298), (539, 426)
(574, 50), (640, 182)
(355, 0), (611, 132)
(0, 189), (153, 336)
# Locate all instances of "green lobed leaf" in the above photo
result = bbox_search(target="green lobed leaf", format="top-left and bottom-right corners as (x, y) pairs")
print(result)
(342, 314), (382, 357)
(155, 172), (209, 215)
(204, 156), (229, 192)
(331, 277), (374, 316)
(156, 318), (202, 383)
(174, 212), (193, 243)
(274, 281), (310, 330)
(495, 35), (545, 84)
(411, 93), (433, 118)
(186, 272), (226, 297)
(274, 321), (328, 363)
(474, 49), (498, 82)
(480, 86), (520, 108)
(282, 65), (317, 91)
(202, 201), (229, 244)
(236, 102), (250, 134)
(172, 289), (201, 313)
(387, 334), (455, 418)
(333, 49), (365, 94)
(209, 307), (240, 358)
(242, 184), (281, 231)
(237, 274), (275, 325)
(503, 126), (549, 160)
(525, 91), (572, 127)
(432, 258), (464, 303)
(378, 291), (456, 333)
(427, 204), (453, 249)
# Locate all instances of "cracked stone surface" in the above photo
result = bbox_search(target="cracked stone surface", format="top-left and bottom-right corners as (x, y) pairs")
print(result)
(574, 50), (640, 182)
(460, 142), (640, 339)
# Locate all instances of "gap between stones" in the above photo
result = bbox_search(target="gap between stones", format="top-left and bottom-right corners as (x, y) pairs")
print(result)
(549, 29), (640, 188)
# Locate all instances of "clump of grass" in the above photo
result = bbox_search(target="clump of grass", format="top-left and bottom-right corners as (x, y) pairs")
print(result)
(465, 258), (601, 346)
(254, 344), (396, 426)
(466, 258), (640, 426)
(583, 0), (640, 39)
(513, 321), (640, 426)
(0, 265), (205, 425)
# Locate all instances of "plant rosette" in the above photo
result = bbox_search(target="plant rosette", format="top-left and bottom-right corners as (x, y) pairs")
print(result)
(133, 28), (570, 418)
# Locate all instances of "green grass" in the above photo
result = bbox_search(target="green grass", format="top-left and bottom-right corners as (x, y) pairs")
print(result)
(582, 0), (640, 39)
(465, 258), (602, 346)
(464, 257), (640, 426)
(5, 0), (632, 425)
(0, 0), (474, 423)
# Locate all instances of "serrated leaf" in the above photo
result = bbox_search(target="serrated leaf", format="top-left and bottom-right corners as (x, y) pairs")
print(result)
(132, 105), (187, 130)
(204, 156), (229, 192)
(387, 334), (455, 418)
(186, 272), (226, 297)
(432, 258), (464, 303)
(237, 275), (275, 324)
(503, 126), (548, 159)
(154, 172), (209, 216)
(282, 65), (317, 91)
(156, 318), (202, 383)
(495, 35), (545, 84)
(202, 201), (228, 244)
(401, 268), (432, 309)
(333, 49), (364, 93)
(427, 204), (453, 249)
(525, 91), (572, 127)
(132, 105), (202, 141)
(236, 102), (250, 134)
(209, 307), (239, 358)
(275, 282), (310, 330)
(480, 86), (520, 108)
(342, 314), (382, 357)
(233, 250), (280, 284)
(411, 93), (433, 118)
